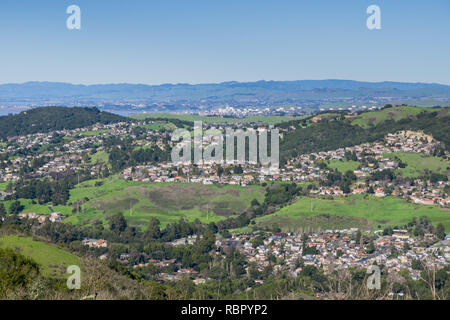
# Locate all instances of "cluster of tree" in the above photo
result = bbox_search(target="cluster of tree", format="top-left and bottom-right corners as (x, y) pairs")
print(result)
(0, 201), (25, 217)
(391, 155), (408, 168)
(445, 185), (450, 196)
(344, 150), (358, 161)
(263, 183), (301, 207)
(0, 248), (40, 299)
(109, 145), (170, 172)
(216, 212), (251, 231)
(7, 178), (72, 206)
(321, 169), (357, 194)
(407, 216), (446, 238)
(428, 172), (448, 183)
(370, 169), (395, 181)
(383, 216), (446, 240)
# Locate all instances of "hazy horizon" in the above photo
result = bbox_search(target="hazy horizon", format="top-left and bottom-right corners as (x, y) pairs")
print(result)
(1, 1), (449, 85)
(1, 79), (450, 87)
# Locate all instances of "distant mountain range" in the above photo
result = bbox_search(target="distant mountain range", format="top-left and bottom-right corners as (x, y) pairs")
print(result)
(1, 80), (449, 111)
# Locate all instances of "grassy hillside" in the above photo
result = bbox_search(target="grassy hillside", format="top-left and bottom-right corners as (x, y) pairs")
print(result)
(138, 122), (178, 130)
(0, 235), (80, 277)
(0, 182), (9, 191)
(384, 152), (450, 178)
(351, 106), (448, 128)
(327, 159), (360, 172)
(2, 176), (263, 229)
(78, 129), (112, 136)
(0, 234), (155, 300)
(255, 195), (450, 232)
(87, 150), (110, 166)
(2, 198), (73, 216)
(64, 176), (265, 228)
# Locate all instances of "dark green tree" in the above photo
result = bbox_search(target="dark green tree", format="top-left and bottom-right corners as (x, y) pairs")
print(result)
(366, 240), (376, 254)
(9, 200), (24, 215)
(436, 223), (446, 240)
(144, 217), (161, 240)
(109, 212), (127, 234)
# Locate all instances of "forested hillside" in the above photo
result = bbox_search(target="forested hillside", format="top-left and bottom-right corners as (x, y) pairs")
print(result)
(0, 107), (127, 140)
(279, 108), (450, 162)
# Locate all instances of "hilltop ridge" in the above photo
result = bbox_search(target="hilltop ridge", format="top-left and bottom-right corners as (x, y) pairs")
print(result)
(0, 106), (127, 139)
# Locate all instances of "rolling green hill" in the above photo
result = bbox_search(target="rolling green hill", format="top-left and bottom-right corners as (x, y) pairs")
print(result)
(327, 160), (360, 172)
(351, 106), (448, 128)
(255, 195), (450, 232)
(63, 176), (265, 228)
(0, 235), (80, 277)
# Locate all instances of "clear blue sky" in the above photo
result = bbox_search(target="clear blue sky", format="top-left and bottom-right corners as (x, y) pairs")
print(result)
(0, 0), (449, 85)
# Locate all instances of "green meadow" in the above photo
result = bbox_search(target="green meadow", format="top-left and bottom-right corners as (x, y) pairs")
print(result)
(327, 159), (360, 172)
(0, 181), (9, 191)
(63, 176), (264, 228)
(137, 122), (178, 130)
(0, 235), (80, 277)
(78, 129), (112, 136)
(2, 198), (73, 216)
(383, 152), (450, 178)
(255, 195), (450, 232)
